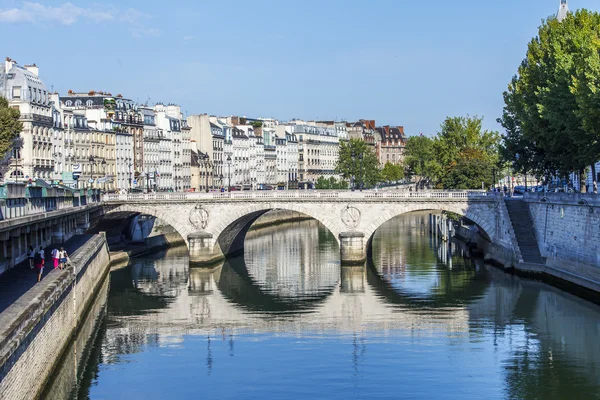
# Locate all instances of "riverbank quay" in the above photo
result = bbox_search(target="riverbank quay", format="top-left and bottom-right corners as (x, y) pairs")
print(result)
(0, 182), (102, 276)
(0, 233), (111, 400)
(0, 234), (93, 314)
(449, 192), (600, 300)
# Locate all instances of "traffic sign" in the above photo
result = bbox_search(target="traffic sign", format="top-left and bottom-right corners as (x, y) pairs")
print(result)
(133, 179), (138, 185)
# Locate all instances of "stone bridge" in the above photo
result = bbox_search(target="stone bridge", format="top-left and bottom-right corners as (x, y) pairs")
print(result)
(102, 190), (502, 266)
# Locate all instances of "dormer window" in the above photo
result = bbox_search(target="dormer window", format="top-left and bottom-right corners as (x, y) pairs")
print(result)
(12, 86), (21, 99)
(86, 100), (93, 107)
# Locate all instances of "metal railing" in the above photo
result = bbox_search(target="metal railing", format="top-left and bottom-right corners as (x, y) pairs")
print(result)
(103, 190), (495, 202)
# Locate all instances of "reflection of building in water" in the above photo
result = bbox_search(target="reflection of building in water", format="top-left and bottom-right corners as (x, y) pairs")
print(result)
(371, 212), (435, 278)
(244, 219), (340, 298)
(86, 215), (600, 396)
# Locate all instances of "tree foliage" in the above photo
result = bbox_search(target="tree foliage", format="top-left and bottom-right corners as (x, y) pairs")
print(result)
(315, 176), (348, 190)
(404, 135), (439, 182)
(403, 116), (500, 189)
(336, 138), (381, 188)
(440, 148), (493, 189)
(0, 97), (22, 161)
(381, 162), (404, 182)
(499, 9), (600, 180)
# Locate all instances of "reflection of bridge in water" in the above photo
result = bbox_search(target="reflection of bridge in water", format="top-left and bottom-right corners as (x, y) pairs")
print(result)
(102, 217), (600, 390)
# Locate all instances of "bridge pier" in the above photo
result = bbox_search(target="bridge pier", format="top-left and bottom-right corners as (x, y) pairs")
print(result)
(188, 231), (225, 266)
(339, 231), (367, 265)
(340, 265), (366, 293)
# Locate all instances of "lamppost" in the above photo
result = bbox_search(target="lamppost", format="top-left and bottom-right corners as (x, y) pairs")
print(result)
(219, 174), (224, 190)
(125, 158), (133, 192)
(351, 150), (356, 191)
(358, 153), (364, 191)
(492, 167), (497, 192)
(201, 154), (212, 193)
(227, 155), (232, 192)
(101, 159), (107, 192)
(88, 155), (96, 189)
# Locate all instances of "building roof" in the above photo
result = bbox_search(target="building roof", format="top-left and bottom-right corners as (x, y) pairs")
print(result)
(0, 59), (49, 103)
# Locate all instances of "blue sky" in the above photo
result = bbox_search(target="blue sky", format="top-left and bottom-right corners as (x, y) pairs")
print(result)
(1, 0), (597, 135)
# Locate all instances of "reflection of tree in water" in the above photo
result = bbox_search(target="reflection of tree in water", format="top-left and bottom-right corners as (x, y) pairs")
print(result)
(369, 212), (489, 309)
(503, 344), (600, 400)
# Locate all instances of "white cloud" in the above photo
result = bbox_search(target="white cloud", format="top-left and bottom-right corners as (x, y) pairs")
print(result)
(0, 2), (159, 37)
(132, 27), (161, 38)
(0, 2), (113, 25)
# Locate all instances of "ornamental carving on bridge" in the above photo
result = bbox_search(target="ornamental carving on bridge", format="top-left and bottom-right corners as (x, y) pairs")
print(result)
(189, 204), (209, 230)
(341, 205), (361, 229)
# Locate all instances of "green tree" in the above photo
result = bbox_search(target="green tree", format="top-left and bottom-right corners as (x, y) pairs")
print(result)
(404, 116), (500, 189)
(381, 162), (404, 183)
(434, 116), (500, 167)
(336, 138), (380, 188)
(404, 135), (439, 184)
(315, 176), (349, 190)
(499, 9), (600, 187)
(440, 148), (493, 189)
(0, 97), (22, 160)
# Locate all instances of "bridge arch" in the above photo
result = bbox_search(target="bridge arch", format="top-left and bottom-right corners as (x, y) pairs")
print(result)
(361, 202), (497, 244)
(103, 204), (192, 245)
(207, 202), (342, 261)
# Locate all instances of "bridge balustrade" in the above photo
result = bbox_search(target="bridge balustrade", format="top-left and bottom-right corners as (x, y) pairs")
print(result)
(102, 190), (493, 203)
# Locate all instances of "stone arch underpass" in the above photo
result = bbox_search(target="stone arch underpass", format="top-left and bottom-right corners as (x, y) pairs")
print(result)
(103, 195), (500, 266)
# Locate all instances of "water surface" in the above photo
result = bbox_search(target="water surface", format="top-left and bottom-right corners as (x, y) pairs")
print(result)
(65, 214), (600, 399)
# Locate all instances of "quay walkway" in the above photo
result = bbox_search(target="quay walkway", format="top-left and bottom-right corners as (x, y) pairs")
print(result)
(0, 235), (92, 314)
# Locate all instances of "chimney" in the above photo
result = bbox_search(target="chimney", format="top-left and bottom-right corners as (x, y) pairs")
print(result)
(5, 57), (13, 72)
(24, 63), (39, 76)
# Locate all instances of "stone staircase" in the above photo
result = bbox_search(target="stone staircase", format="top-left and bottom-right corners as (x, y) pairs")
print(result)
(504, 199), (544, 264)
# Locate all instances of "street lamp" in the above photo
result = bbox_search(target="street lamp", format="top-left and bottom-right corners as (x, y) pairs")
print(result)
(88, 155), (96, 189)
(351, 150), (356, 191)
(101, 159), (107, 192)
(201, 154), (212, 193)
(358, 153), (364, 191)
(125, 157), (133, 192)
(227, 155), (232, 192)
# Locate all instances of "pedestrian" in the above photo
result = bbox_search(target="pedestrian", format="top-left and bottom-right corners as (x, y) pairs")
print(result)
(51, 247), (60, 269)
(594, 180), (598, 194)
(58, 247), (69, 270)
(28, 246), (35, 269)
(34, 250), (44, 282)
(38, 246), (45, 262)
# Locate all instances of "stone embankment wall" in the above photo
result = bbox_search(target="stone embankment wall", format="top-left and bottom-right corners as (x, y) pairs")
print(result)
(41, 275), (109, 400)
(525, 193), (600, 289)
(0, 233), (111, 400)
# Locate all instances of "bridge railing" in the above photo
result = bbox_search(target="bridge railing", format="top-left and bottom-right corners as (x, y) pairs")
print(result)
(103, 190), (494, 202)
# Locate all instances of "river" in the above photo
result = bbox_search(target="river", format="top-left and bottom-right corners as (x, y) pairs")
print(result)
(46, 212), (600, 400)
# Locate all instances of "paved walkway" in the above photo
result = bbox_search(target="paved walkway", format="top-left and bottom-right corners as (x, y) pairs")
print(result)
(0, 235), (93, 314)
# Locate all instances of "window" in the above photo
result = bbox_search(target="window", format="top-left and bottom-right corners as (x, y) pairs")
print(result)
(12, 86), (21, 99)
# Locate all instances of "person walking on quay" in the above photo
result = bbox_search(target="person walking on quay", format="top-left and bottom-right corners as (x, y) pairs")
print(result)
(28, 246), (35, 269)
(58, 247), (69, 270)
(34, 250), (44, 282)
(51, 247), (60, 269)
(38, 246), (45, 262)
(594, 180), (598, 194)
